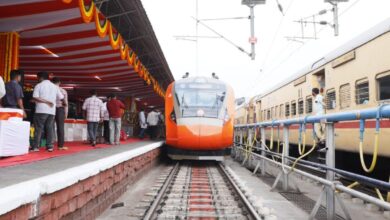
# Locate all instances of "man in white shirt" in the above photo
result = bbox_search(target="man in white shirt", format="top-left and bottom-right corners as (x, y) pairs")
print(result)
(82, 90), (103, 147)
(147, 108), (160, 140)
(312, 88), (325, 146)
(31, 72), (64, 152)
(138, 108), (147, 139)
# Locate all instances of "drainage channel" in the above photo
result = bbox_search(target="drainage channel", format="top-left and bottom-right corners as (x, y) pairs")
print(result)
(142, 161), (263, 220)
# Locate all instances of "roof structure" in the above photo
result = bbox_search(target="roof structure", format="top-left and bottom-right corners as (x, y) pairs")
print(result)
(0, 0), (174, 108)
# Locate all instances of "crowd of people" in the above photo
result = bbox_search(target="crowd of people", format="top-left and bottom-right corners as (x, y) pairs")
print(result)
(0, 69), (165, 153)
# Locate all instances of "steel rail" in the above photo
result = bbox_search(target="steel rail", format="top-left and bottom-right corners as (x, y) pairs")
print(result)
(235, 147), (390, 210)
(218, 163), (263, 220)
(143, 163), (179, 220)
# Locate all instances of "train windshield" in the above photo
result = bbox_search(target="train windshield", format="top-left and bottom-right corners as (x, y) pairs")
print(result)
(175, 82), (226, 118)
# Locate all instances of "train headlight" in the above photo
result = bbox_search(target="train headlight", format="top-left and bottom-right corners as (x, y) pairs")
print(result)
(197, 109), (205, 117)
(224, 113), (230, 123)
(170, 110), (176, 123)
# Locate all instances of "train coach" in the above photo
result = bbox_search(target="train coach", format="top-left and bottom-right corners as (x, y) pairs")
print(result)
(165, 75), (235, 161)
(236, 18), (390, 177)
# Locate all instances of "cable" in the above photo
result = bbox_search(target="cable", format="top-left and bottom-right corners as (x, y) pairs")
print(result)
(191, 16), (251, 56)
(248, 0), (296, 92)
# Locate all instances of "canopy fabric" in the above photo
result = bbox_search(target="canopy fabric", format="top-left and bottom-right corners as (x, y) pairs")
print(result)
(0, 0), (172, 107)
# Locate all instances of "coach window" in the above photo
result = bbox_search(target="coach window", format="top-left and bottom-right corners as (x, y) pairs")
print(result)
(275, 106), (279, 118)
(355, 78), (369, 104)
(291, 101), (297, 116)
(298, 99), (304, 115)
(280, 104), (284, 117)
(285, 103), (290, 117)
(339, 83), (351, 109)
(326, 89), (336, 110)
(306, 96), (313, 113)
(376, 73), (390, 101)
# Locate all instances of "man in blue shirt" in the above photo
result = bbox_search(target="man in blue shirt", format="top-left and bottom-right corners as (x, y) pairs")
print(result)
(3, 70), (26, 118)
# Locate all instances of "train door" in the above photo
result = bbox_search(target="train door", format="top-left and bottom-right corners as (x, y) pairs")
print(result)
(312, 69), (326, 94)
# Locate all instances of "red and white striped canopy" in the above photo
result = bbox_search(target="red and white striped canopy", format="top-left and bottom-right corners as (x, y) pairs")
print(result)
(0, 0), (173, 108)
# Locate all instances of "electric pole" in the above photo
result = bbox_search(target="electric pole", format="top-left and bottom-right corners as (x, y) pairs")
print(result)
(241, 0), (266, 60)
(325, 0), (348, 36)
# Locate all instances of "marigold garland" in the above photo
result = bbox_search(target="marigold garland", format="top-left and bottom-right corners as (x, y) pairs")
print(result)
(60, 0), (166, 96)
(109, 25), (121, 50)
(94, 9), (109, 38)
(79, 0), (95, 23)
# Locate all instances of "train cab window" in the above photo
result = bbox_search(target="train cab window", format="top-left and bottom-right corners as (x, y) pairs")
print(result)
(174, 81), (227, 118)
(339, 84), (351, 109)
(377, 73), (390, 101)
(291, 101), (297, 116)
(279, 104), (284, 117)
(306, 96), (313, 113)
(298, 99), (304, 115)
(285, 103), (290, 117)
(326, 89), (336, 109)
(355, 79), (369, 104)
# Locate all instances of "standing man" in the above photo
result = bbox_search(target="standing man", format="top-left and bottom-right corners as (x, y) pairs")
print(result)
(52, 77), (68, 150)
(31, 71), (64, 152)
(2, 70), (26, 117)
(102, 95), (111, 144)
(312, 88), (326, 147)
(147, 108), (160, 140)
(107, 94), (125, 145)
(82, 90), (103, 147)
(138, 108), (147, 139)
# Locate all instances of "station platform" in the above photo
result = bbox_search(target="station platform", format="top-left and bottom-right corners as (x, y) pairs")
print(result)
(0, 140), (164, 220)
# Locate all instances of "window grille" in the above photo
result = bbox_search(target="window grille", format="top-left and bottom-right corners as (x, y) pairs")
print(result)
(291, 101), (297, 116)
(355, 80), (369, 104)
(275, 106), (279, 118)
(298, 99), (304, 114)
(280, 104), (284, 117)
(306, 96), (313, 113)
(377, 75), (390, 101)
(326, 89), (336, 110)
(339, 84), (351, 109)
(285, 103), (290, 117)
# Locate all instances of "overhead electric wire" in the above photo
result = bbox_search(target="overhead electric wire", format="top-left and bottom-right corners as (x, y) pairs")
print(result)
(249, 0), (361, 95)
(191, 16), (251, 56)
(248, 0), (296, 92)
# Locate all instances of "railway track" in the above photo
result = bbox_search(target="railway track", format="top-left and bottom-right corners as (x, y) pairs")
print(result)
(142, 162), (262, 220)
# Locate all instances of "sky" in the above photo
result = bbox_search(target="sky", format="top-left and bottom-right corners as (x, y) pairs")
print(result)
(141, 0), (390, 98)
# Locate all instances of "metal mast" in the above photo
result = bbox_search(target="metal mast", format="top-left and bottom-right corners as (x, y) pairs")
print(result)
(241, 0), (265, 60)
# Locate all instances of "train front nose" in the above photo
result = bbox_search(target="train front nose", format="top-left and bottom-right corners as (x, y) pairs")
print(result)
(176, 117), (225, 150)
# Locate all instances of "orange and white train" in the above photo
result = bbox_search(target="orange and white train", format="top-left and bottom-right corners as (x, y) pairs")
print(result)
(165, 76), (235, 161)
